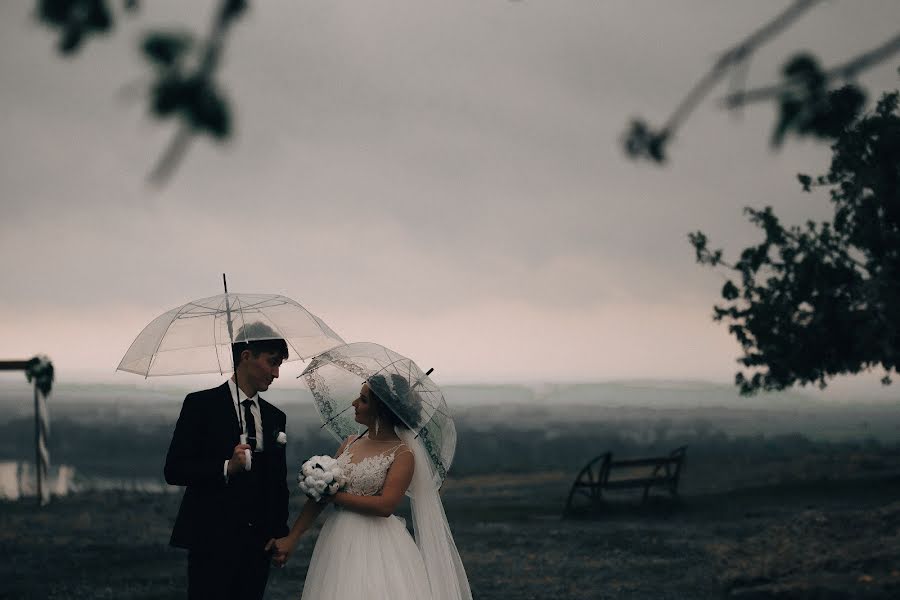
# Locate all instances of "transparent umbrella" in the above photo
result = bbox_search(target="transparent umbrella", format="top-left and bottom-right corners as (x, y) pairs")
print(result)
(117, 292), (344, 377)
(301, 342), (456, 486)
(117, 282), (345, 471)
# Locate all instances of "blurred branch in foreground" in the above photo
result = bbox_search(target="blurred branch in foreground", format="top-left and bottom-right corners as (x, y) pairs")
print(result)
(35, 0), (247, 185)
(623, 0), (899, 163)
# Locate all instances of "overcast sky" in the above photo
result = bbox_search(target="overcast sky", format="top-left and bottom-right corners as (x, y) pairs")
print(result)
(1, 1), (898, 395)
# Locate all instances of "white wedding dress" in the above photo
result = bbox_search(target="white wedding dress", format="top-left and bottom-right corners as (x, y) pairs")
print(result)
(300, 441), (433, 599)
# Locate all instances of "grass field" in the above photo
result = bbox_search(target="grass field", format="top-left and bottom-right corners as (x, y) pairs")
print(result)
(2, 384), (899, 598)
(4, 442), (900, 599)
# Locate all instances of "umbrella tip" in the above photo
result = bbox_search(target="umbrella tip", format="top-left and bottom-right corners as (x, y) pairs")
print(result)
(222, 273), (228, 293)
(425, 368), (434, 376)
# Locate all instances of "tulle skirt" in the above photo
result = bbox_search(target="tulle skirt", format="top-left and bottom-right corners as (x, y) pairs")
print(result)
(300, 508), (432, 599)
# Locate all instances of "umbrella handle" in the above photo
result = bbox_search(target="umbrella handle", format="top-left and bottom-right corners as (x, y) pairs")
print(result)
(239, 433), (252, 471)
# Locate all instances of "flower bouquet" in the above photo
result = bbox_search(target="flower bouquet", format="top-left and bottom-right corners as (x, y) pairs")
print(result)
(297, 455), (347, 502)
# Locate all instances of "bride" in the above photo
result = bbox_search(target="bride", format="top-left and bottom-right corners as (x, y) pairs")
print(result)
(270, 378), (472, 600)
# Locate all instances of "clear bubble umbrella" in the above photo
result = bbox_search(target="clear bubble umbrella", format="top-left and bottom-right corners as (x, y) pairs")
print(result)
(301, 342), (456, 486)
(117, 278), (345, 471)
(117, 290), (344, 377)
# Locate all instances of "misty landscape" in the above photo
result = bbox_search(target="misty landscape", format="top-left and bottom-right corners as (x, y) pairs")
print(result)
(3, 379), (900, 598)
(2, 380), (899, 487)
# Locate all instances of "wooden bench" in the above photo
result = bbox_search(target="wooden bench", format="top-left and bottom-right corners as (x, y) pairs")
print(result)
(564, 446), (687, 516)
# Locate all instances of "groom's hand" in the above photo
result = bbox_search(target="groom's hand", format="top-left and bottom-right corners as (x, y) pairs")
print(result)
(227, 443), (252, 476)
(266, 536), (293, 568)
(265, 538), (281, 567)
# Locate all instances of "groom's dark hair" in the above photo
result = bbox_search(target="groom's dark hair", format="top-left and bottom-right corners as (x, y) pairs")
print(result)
(231, 322), (289, 368)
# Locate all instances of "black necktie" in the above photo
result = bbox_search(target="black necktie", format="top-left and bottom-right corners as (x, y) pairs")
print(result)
(242, 399), (257, 452)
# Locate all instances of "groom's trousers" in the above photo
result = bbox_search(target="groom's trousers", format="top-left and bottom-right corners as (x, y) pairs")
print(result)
(187, 528), (271, 600)
(186, 452), (274, 600)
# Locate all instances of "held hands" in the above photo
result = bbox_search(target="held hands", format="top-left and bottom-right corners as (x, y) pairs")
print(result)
(265, 535), (297, 568)
(226, 443), (252, 476)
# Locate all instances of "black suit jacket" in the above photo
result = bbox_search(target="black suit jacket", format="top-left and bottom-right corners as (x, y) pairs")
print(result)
(164, 383), (290, 551)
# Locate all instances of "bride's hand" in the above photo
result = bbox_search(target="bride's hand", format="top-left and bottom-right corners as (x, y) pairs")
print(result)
(266, 535), (297, 568)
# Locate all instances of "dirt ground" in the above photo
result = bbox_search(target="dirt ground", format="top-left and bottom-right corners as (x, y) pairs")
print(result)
(3, 452), (900, 599)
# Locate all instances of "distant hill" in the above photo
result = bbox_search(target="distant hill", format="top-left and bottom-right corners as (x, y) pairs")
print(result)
(0, 378), (896, 434)
(441, 380), (818, 410)
(0, 377), (888, 411)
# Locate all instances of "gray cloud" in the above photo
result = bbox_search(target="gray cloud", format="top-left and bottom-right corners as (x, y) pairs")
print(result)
(1, 1), (898, 383)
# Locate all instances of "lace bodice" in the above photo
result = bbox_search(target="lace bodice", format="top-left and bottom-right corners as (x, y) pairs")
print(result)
(337, 440), (406, 497)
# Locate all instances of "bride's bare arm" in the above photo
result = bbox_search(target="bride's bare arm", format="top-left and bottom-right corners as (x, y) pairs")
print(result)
(268, 437), (356, 565)
(270, 496), (325, 563)
(331, 450), (414, 518)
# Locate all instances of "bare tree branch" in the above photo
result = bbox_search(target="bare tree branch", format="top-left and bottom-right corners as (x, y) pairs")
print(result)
(146, 0), (244, 185)
(148, 124), (193, 185)
(721, 32), (900, 108)
(661, 0), (822, 133)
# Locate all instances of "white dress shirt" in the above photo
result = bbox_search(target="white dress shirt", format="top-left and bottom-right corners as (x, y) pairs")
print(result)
(223, 378), (264, 482)
(227, 378), (264, 451)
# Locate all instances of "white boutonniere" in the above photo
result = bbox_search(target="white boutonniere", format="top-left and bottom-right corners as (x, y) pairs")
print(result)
(275, 431), (287, 447)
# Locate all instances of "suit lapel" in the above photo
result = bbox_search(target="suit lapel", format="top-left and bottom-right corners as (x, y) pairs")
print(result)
(258, 397), (272, 449)
(221, 382), (241, 441)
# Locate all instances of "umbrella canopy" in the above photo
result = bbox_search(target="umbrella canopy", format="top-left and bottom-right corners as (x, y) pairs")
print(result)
(301, 342), (457, 485)
(117, 293), (344, 377)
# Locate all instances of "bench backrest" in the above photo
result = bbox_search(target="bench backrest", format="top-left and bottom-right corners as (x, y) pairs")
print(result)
(606, 446), (687, 481)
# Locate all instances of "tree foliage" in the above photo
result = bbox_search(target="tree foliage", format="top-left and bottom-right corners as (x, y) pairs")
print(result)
(690, 92), (900, 394)
(38, 0), (118, 55)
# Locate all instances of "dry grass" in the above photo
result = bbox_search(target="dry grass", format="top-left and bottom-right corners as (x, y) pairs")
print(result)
(3, 447), (900, 599)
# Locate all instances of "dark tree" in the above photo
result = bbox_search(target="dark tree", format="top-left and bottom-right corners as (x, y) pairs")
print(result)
(690, 92), (900, 394)
(621, 2), (900, 395)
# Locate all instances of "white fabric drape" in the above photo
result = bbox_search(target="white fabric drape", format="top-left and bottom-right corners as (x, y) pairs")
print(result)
(397, 428), (472, 600)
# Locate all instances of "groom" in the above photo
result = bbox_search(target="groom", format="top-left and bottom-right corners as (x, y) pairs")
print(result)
(164, 323), (290, 600)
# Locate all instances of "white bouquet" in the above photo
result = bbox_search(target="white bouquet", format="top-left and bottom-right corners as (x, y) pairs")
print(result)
(297, 455), (347, 502)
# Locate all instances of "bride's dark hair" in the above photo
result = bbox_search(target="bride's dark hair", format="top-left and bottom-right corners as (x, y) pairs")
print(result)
(367, 373), (419, 431)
